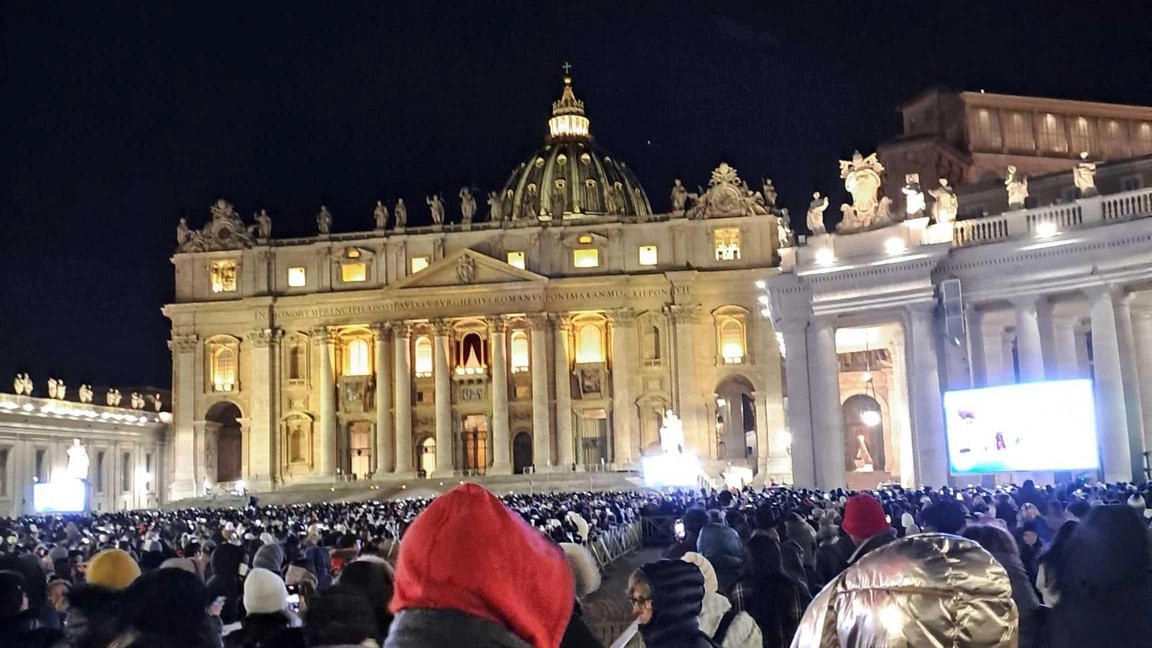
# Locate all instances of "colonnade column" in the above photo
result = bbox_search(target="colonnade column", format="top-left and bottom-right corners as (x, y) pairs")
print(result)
(966, 308), (986, 387)
(392, 324), (415, 476)
(529, 314), (553, 469)
(905, 304), (948, 487)
(432, 320), (453, 476)
(807, 316), (845, 490)
(245, 328), (278, 490)
(553, 314), (575, 469)
(779, 321), (815, 487)
(168, 334), (199, 499)
(608, 309), (635, 468)
(1087, 287), (1133, 482)
(1131, 307), (1152, 455)
(312, 327), (336, 477)
(1013, 298), (1046, 381)
(1114, 294), (1146, 479)
(488, 317), (512, 474)
(1052, 316), (1082, 378)
(372, 325), (393, 478)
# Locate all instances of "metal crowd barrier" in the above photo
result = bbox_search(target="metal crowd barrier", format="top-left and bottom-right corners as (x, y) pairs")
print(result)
(587, 518), (643, 570)
(640, 515), (676, 546)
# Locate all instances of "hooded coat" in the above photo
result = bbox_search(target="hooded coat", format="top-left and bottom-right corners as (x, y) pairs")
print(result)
(206, 543), (246, 625)
(791, 534), (1018, 648)
(635, 560), (716, 648)
(696, 521), (743, 594)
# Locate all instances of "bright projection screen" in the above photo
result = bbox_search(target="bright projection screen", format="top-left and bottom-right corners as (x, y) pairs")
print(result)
(943, 379), (1100, 474)
(33, 479), (88, 513)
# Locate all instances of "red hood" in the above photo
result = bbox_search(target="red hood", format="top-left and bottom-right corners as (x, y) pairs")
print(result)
(390, 484), (574, 648)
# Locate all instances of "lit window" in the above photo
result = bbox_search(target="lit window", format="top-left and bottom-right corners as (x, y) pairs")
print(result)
(411, 256), (430, 274)
(638, 245), (658, 266)
(510, 331), (530, 373)
(288, 266), (307, 287)
(341, 262), (367, 282)
(346, 338), (370, 376)
(573, 248), (600, 268)
(575, 324), (604, 363)
(414, 336), (433, 377)
(1069, 116), (1093, 154)
(456, 333), (487, 376)
(578, 234), (593, 244)
(714, 228), (741, 261)
(720, 320), (745, 363)
(970, 108), (1002, 150)
(210, 260), (237, 293)
(1037, 113), (1067, 153)
(1136, 122), (1152, 154)
(212, 347), (236, 392)
(507, 251), (526, 269)
(1101, 119), (1127, 157)
(1004, 111), (1035, 151)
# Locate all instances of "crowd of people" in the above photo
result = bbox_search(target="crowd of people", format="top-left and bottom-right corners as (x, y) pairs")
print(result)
(0, 479), (1148, 647)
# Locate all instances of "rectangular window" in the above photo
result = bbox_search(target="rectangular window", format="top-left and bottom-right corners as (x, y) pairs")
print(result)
(1003, 111), (1035, 151)
(346, 339), (371, 376)
(96, 451), (105, 492)
(121, 453), (131, 492)
(638, 245), (658, 266)
(1069, 116), (1094, 154)
(1101, 119), (1128, 157)
(969, 108), (1002, 150)
(410, 256), (430, 274)
(1037, 113), (1067, 153)
(341, 262), (367, 283)
(210, 260), (237, 293)
(573, 248), (600, 268)
(0, 448), (7, 497)
(714, 228), (741, 261)
(1136, 122), (1152, 154)
(287, 266), (307, 287)
(506, 251), (526, 269)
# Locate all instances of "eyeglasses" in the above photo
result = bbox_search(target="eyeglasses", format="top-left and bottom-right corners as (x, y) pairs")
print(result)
(627, 595), (650, 607)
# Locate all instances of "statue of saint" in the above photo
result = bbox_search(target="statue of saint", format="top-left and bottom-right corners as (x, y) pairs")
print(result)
(427, 195), (445, 225)
(776, 212), (794, 248)
(459, 188), (476, 224)
(153, 392), (162, 412)
(12, 374), (20, 395)
(254, 209), (272, 239)
(503, 189), (515, 221)
(79, 384), (93, 404)
(107, 389), (122, 407)
(394, 199), (408, 228)
(604, 183), (619, 216)
(487, 191), (504, 222)
(838, 150), (891, 230)
(66, 439), (90, 480)
(1073, 152), (1098, 197)
(18, 373), (32, 396)
(902, 173), (925, 217)
(374, 200), (389, 230)
(1005, 166), (1029, 208)
(929, 178), (959, 224)
(806, 191), (829, 235)
(131, 392), (145, 410)
(177, 218), (191, 246)
(659, 410), (685, 454)
(670, 179), (688, 214)
(521, 185), (539, 220)
(316, 205), (333, 234)
(761, 177), (778, 208)
(549, 180), (567, 217)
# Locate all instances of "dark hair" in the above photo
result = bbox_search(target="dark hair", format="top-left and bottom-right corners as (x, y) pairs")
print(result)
(1067, 500), (1090, 519)
(1036, 520), (1078, 595)
(962, 524), (1019, 557)
(920, 500), (966, 534)
(754, 507), (779, 531)
(303, 585), (378, 646)
(0, 570), (25, 618)
(335, 560), (394, 638)
(742, 535), (786, 580)
(681, 508), (709, 536)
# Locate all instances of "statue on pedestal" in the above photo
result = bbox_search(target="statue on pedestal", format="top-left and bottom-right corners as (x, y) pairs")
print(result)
(316, 205), (333, 234)
(254, 209), (272, 239)
(806, 192), (829, 235)
(13, 373), (31, 396)
(427, 195), (445, 225)
(1005, 166), (1029, 209)
(153, 393), (163, 412)
(177, 218), (191, 246)
(487, 191), (504, 222)
(1074, 152), (1098, 197)
(837, 151), (893, 232)
(659, 410), (685, 454)
(48, 378), (64, 399)
(374, 201), (389, 230)
(901, 173), (925, 217)
(549, 180), (567, 217)
(106, 389), (122, 407)
(394, 199), (408, 228)
(761, 177), (778, 208)
(929, 178), (958, 224)
(777, 212), (795, 248)
(131, 392), (145, 410)
(671, 179), (688, 214)
(66, 439), (89, 480)
(459, 187), (476, 224)
(78, 384), (94, 404)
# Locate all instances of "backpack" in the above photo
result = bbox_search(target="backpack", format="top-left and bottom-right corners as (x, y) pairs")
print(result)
(711, 607), (740, 646)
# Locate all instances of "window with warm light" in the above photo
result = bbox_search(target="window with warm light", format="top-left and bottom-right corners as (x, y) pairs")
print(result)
(210, 260), (237, 293)
(1136, 122), (1152, 154)
(510, 331), (530, 373)
(212, 347), (237, 392)
(287, 266), (307, 287)
(410, 256), (430, 274)
(414, 336), (433, 377)
(1101, 119), (1127, 157)
(1069, 116), (1094, 153)
(575, 324), (604, 363)
(714, 228), (741, 261)
(638, 245), (658, 266)
(970, 108), (1002, 150)
(1004, 111), (1035, 151)
(1037, 113), (1068, 153)
(720, 319), (745, 364)
(341, 262), (367, 283)
(507, 251), (526, 269)
(573, 248), (600, 268)
(346, 338), (371, 376)
(288, 344), (305, 380)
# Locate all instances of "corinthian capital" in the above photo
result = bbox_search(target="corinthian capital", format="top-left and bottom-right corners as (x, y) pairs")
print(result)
(550, 312), (571, 331)
(246, 328), (281, 348)
(486, 316), (508, 334)
(607, 308), (636, 326)
(431, 318), (453, 336)
(526, 313), (551, 331)
(308, 327), (331, 343)
(371, 323), (393, 342)
(664, 304), (702, 324)
(169, 334), (199, 354)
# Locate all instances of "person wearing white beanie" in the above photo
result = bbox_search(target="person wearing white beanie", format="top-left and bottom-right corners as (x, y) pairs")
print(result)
(233, 568), (303, 647)
(243, 568), (289, 615)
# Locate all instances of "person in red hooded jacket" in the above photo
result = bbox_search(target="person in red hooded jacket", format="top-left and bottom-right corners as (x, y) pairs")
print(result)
(384, 483), (576, 648)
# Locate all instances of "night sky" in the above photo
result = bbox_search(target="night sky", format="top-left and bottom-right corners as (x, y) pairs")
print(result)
(1, 1), (1149, 390)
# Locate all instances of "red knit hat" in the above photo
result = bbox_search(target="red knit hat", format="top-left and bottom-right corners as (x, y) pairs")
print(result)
(390, 484), (575, 648)
(842, 494), (890, 539)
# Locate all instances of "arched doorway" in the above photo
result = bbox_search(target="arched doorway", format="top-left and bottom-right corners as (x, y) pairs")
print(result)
(842, 394), (886, 474)
(513, 432), (533, 474)
(419, 437), (436, 477)
(714, 375), (756, 462)
(206, 401), (243, 484)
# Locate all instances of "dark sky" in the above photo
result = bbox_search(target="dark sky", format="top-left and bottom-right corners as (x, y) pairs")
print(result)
(1, 1), (1149, 389)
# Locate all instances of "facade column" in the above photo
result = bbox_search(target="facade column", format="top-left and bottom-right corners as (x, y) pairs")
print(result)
(1052, 315), (1082, 378)
(1114, 295), (1146, 478)
(432, 320), (453, 476)
(529, 314), (553, 469)
(982, 318), (1010, 385)
(311, 328), (336, 477)
(666, 304), (703, 452)
(966, 307), (986, 387)
(245, 329), (279, 490)
(1131, 307), (1152, 457)
(392, 324), (414, 476)
(488, 317), (512, 474)
(807, 317), (846, 490)
(779, 322), (815, 487)
(608, 309), (636, 468)
(168, 335), (199, 499)
(372, 325), (393, 477)
(1086, 287), (1133, 482)
(1013, 297), (1046, 381)
(553, 314), (575, 469)
(905, 305), (949, 487)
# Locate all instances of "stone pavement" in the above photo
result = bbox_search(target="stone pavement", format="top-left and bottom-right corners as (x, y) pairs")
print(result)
(582, 546), (666, 646)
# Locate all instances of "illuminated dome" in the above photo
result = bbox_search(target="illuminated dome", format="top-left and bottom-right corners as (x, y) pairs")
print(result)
(499, 74), (652, 221)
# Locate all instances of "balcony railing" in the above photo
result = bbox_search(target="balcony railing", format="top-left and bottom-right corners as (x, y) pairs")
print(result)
(952, 187), (1152, 248)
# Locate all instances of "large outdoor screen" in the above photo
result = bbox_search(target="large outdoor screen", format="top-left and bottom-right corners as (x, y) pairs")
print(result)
(33, 478), (88, 513)
(943, 379), (1100, 474)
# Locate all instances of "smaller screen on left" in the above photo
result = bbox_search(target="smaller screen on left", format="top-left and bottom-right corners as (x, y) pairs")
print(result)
(33, 479), (87, 513)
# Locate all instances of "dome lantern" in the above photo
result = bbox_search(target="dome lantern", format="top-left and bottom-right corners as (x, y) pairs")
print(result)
(548, 71), (590, 141)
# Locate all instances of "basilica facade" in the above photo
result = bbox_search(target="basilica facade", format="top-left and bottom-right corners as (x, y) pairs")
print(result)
(164, 76), (790, 499)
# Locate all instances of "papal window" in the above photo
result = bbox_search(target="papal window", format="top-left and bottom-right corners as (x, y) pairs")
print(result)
(575, 324), (605, 363)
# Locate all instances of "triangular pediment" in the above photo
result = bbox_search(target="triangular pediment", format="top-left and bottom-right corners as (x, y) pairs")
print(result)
(389, 248), (548, 290)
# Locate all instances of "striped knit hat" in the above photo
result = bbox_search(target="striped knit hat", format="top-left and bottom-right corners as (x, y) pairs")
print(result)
(637, 559), (706, 646)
